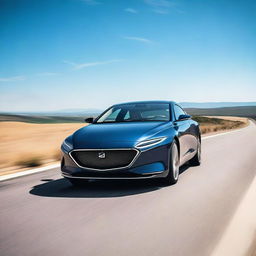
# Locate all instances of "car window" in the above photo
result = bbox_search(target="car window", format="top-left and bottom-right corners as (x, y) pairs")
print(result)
(174, 105), (186, 120)
(124, 111), (130, 120)
(98, 108), (122, 122)
(140, 109), (169, 121)
(96, 103), (170, 123)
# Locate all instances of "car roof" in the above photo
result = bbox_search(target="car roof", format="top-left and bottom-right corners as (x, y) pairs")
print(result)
(113, 100), (176, 106)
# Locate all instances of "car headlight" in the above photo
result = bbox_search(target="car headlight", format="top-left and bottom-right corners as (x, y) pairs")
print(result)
(135, 137), (167, 149)
(61, 136), (73, 152)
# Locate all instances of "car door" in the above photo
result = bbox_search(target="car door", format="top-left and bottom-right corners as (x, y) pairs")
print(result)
(188, 119), (200, 157)
(173, 104), (193, 165)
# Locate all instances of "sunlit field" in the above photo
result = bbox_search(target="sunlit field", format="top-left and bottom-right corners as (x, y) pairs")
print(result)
(0, 122), (86, 174)
(193, 116), (248, 134)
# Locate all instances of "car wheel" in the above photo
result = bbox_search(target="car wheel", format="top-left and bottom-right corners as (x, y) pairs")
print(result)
(190, 139), (201, 166)
(66, 178), (89, 187)
(161, 141), (180, 186)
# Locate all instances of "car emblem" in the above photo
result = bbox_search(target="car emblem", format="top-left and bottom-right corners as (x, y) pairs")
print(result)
(98, 152), (106, 159)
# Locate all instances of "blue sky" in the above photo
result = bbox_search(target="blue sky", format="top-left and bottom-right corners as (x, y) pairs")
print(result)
(0, 0), (256, 112)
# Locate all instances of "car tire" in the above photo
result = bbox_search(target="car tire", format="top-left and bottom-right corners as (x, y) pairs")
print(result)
(161, 141), (180, 186)
(190, 139), (201, 166)
(66, 178), (89, 187)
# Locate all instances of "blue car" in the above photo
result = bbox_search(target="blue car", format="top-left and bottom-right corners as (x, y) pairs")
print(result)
(61, 101), (201, 186)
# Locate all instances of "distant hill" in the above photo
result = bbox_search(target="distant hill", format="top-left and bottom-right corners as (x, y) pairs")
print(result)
(1, 102), (256, 116)
(1, 109), (102, 117)
(1, 106), (255, 123)
(180, 102), (256, 108)
(185, 106), (256, 118)
(0, 114), (84, 123)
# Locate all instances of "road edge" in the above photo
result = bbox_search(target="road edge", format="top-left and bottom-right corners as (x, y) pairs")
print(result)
(0, 163), (60, 182)
(210, 173), (256, 256)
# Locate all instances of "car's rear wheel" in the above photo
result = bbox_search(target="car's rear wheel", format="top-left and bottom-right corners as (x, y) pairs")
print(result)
(161, 141), (179, 186)
(66, 178), (89, 187)
(190, 139), (201, 166)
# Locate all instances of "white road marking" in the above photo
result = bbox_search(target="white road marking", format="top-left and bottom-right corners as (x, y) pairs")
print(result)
(0, 164), (59, 182)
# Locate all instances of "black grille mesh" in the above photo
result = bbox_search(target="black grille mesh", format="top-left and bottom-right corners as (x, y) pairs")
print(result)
(71, 149), (138, 169)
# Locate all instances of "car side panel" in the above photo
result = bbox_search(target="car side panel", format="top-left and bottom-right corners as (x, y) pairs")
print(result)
(174, 119), (192, 165)
(188, 120), (200, 158)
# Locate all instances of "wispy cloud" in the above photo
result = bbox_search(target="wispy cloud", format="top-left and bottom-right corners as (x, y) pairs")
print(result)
(123, 36), (153, 44)
(144, 0), (178, 14)
(124, 8), (138, 14)
(63, 59), (122, 70)
(81, 0), (101, 5)
(36, 72), (60, 76)
(144, 0), (173, 8)
(0, 76), (26, 82)
(153, 9), (169, 14)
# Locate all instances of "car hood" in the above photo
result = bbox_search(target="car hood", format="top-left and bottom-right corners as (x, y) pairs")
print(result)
(72, 122), (171, 148)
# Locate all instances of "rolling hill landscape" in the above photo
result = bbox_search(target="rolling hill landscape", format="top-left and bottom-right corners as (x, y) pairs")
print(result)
(0, 105), (255, 123)
(186, 106), (256, 119)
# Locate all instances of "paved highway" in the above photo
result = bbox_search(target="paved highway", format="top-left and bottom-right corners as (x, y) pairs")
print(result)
(1, 122), (256, 256)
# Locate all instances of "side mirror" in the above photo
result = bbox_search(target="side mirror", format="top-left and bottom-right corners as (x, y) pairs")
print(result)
(178, 114), (191, 121)
(85, 117), (94, 123)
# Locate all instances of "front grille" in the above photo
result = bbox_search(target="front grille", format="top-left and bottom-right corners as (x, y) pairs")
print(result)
(70, 149), (138, 170)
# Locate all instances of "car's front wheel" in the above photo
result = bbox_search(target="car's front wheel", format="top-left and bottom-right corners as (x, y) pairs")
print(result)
(66, 178), (89, 187)
(161, 141), (180, 186)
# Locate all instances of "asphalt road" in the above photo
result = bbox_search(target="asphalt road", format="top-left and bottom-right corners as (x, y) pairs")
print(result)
(1, 122), (256, 256)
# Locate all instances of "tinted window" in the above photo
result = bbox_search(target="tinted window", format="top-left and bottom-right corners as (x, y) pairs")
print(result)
(104, 109), (121, 122)
(174, 105), (186, 120)
(96, 103), (170, 123)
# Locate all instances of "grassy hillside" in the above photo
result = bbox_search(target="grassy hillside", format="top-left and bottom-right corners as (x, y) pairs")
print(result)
(192, 116), (246, 134)
(185, 106), (256, 119)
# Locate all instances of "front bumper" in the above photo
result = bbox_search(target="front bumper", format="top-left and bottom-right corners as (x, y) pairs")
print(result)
(61, 145), (170, 179)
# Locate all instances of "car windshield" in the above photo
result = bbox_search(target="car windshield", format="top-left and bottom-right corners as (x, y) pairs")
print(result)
(96, 103), (170, 123)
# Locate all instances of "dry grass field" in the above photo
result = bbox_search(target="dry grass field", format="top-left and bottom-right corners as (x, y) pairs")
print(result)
(0, 116), (248, 175)
(0, 122), (86, 174)
(194, 116), (248, 134)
